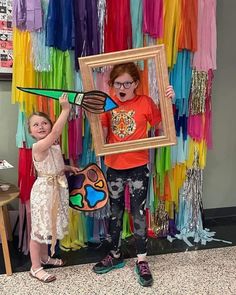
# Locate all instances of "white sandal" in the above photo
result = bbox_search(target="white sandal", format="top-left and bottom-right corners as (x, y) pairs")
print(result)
(30, 267), (56, 283)
(41, 256), (66, 267)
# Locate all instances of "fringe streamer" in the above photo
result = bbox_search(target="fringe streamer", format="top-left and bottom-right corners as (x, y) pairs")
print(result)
(104, 0), (132, 52)
(161, 0), (181, 68)
(143, 0), (163, 39)
(17, 201), (31, 255)
(153, 200), (169, 237)
(178, 0), (198, 51)
(130, 0), (143, 48)
(60, 209), (88, 251)
(30, 0), (51, 72)
(97, 0), (106, 53)
(45, 0), (73, 51)
(18, 147), (35, 203)
(73, 0), (100, 70)
(11, 28), (37, 115)
(192, 0), (217, 71)
(175, 148), (231, 245)
(169, 50), (192, 117)
(190, 69), (208, 115)
(16, 110), (36, 148)
(13, 0), (43, 31)
(148, 58), (159, 105)
(188, 69), (214, 147)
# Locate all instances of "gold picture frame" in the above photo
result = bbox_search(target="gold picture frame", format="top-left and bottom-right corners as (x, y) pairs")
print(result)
(79, 45), (176, 156)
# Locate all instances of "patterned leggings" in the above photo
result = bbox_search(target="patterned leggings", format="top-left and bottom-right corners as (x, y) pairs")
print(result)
(107, 165), (149, 255)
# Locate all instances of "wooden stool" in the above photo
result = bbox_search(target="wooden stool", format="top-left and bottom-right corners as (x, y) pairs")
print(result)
(0, 184), (19, 275)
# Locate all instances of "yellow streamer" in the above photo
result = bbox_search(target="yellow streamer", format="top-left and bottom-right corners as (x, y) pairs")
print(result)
(60, 208), (87, 251)
(187, 139), (207, 169)
(12, 28), (37, 115)
(159, 0), (181, 68)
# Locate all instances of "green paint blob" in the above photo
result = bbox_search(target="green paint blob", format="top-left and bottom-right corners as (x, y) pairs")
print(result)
(70, 194), (83, 207)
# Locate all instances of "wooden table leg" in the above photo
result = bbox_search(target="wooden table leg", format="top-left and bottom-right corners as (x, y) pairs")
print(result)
(3, 205), (13, 241)
(0, 206), (12, 275)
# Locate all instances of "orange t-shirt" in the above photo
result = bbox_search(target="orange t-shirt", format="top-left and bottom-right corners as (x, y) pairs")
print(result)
(100, 95), (161, 169)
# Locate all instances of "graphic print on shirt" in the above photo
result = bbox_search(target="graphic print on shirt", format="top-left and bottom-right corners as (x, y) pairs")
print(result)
(111, 109), (136, 138)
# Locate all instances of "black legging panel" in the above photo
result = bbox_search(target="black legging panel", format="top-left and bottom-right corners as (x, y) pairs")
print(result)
(107, 165), (149, 254)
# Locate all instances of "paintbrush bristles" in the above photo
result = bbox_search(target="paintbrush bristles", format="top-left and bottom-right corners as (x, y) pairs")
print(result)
(82, 91), (112, 113)
(83, 97), (105, 104)
(84, 92), (106, 101)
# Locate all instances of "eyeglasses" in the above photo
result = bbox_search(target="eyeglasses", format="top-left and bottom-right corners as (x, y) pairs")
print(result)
(113, 81), (135, 89)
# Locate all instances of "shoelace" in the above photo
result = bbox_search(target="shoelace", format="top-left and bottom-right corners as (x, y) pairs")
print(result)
(138, 262), (151, 275)
(102, 255), (114, 266)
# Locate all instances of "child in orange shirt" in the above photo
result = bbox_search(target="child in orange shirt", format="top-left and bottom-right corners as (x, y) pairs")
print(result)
(93, 62), (174, 287)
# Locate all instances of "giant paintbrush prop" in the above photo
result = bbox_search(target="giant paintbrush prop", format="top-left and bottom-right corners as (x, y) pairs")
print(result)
(17, 87), (118, 113)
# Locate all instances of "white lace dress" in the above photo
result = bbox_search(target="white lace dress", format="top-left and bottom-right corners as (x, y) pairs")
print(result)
(30, 144), (69, 244)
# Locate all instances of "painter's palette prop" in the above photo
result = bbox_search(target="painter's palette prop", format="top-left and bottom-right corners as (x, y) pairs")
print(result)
(17, 87), (118, 113)
(68, 164), (108, 211)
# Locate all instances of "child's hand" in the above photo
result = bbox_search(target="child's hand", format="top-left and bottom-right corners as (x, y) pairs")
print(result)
(165, 85), (175, 100)
(64, 165), (80, 174)
(59, 93), (71, 111)
(69, 166), (80, 174)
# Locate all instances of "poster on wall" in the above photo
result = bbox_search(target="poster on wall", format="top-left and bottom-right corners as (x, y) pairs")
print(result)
(0, 0), (12, 80)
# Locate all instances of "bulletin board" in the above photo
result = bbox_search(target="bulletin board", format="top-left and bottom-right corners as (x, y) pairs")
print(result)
(0, 0), (12, 80)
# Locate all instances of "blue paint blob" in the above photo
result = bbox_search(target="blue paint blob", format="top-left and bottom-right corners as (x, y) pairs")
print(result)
(85, 185), (106, 208)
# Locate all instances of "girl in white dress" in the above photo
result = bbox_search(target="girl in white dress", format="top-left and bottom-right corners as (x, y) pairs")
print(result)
(28, 94), (79, 283)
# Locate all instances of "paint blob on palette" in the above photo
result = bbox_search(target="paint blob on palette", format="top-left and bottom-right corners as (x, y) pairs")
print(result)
(68, 163), (108, 211)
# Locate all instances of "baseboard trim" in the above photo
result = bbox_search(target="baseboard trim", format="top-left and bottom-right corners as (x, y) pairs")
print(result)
(204, 206), (236, 219)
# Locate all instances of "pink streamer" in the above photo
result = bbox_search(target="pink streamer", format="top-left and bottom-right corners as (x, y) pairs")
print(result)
(18, 200), (31, 255)
(143, 0), (163, 38)
(192, 0), (217, 71)
(188, 114), (204, 141)
(188, 70), (213, 148)
(125, 184), (131, 213)
(204, 69), (213, 148)
(68, 111), (83, 160)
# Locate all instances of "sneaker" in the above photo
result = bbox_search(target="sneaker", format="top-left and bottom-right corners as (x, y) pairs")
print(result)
(92, 253), (125, 274)
(135, 261), (153, 287)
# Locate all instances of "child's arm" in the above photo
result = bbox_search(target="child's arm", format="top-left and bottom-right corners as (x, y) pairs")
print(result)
(35, 93), (71, 153)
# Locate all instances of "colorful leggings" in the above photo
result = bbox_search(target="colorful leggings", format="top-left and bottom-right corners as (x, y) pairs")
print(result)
(107, 165), (149, 255)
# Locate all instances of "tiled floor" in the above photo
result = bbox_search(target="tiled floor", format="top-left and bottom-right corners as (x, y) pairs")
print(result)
(0, 216), (236, 294)
(1, 216), (236, 275)
(1, 246), (236, 295)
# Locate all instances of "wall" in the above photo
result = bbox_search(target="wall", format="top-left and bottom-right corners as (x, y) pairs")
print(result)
(0, 1), (235, 209)
(0, 81), (18, 185)
(203, 0), (236, 209)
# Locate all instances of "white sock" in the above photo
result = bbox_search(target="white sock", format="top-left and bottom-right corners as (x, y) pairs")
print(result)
(137, 253), (147, 262)
(110, 250), (121, 258)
